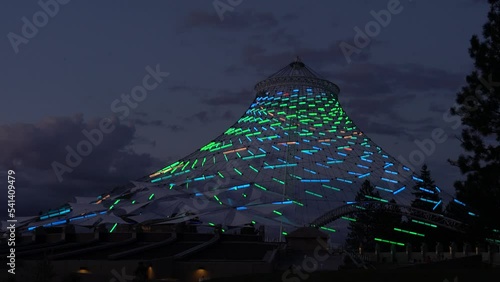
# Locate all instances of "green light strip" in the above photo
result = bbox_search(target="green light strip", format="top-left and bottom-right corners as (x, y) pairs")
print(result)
(245, 131), (261, 137)
(191, 159), (198, 169)
(364, 195), (388, 203)
(305, 190), (323, 198)
(394, 227), (425, 237)
(214, 195), (222, 205)
(249, 165), (259, 173)
(209, 143), (233, 152)
(374, 237), (405, 246)
(411, 219), (437, 228)
(293, 200), (304, 207)
(322, 184), (341, 191)
(157, 161), (180, 173)
(320, 226), (336, 232)
(272, 177), (285, 185)
(242, 154), (266, 160)
(486, 238), (500, 244)
(181, 161), (190, 171)
(254, 183), (267, 190)
(109, 223), (118, 233)
(170, 164), (180, 174)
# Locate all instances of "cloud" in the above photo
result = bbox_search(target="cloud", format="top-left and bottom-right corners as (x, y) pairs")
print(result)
(131, 118), (165, 127)
(183, 110), (234, 124)
(166, 83), (215, 97)
(248, 27), (302, 47)
(332, 63), (464, 95)
(181, 10), (279, 31)
(228, 40), (376, 76)
(131, 116), (185, 132)
(165, 124), (185, 132)
(0, 114), (164, 217)
(133, 111), (149, 117)
(201, 89), (254, 106)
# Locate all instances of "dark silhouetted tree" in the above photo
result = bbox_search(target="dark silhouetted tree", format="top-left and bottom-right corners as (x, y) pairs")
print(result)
(346, 180), (402, 251)
(406, 165), (460, 248)
(411, 165), (442, 213)
(449, 0), (500, 235)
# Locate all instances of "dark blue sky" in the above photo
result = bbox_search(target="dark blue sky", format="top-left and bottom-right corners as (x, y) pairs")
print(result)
(0, 0), (490, 216)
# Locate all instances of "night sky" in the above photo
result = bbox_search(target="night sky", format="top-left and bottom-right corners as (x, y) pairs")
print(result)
(0, 0), (490, 218)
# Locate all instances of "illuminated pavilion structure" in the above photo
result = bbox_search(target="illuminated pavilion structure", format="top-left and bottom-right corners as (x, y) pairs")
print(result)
(3, 58), (479, 240)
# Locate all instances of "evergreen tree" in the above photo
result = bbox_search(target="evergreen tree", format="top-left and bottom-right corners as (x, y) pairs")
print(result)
(449, 0), (500, 232)
(406, 165), (448, 247)
(377, 199), (404, 248)
(346, 180), (402, 251)
(410, 165), (442, 213)
(346, 180), (377, 250)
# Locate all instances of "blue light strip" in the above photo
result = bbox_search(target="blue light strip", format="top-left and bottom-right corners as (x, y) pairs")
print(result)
(304, 168), (317, 174)
(336, 178), (353, 184)
(193, 175), (216, 181)
(39, 208), (71, 220)
(263, 163), (298, 169)
(419, 187), (435, 194)
(301, 179), (330, 183)
(316, 162), (329, 168)
(376, 186), (393, 193)
(413, 176), (424, 182)
(420, 197), (439, 204)
(272, 201), (293, 205)
(381, 177), (398, 184)
(228, 184), (251, 191)
(393, 186), (406, 194)
(358, 172), (371, 178)
(433, 200), (442, 210)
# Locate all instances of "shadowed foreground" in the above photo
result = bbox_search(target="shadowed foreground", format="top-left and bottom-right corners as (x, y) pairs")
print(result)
(210, 267), (500, 282)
